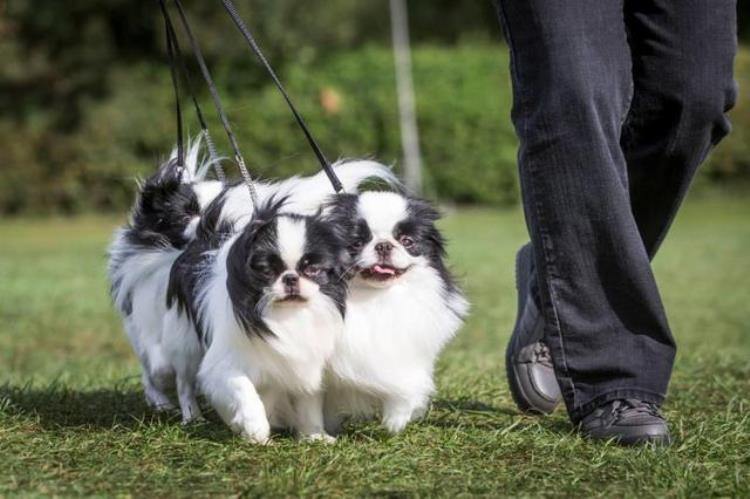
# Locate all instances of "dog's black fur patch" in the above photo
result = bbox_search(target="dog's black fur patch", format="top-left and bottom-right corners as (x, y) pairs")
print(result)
(110, 159), (201, 315)
(126, 159), (201, 249)
(323, 193), (372, 261)
(166, 189), (235, 343)
(400, 197), (460, 298)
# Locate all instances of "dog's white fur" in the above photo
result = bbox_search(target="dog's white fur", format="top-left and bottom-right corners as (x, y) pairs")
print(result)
(109, 140), (222, 410)
(324, 192), (469, 434)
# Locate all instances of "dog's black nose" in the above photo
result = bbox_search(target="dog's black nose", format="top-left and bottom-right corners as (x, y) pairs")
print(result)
(282, 273), (299, 287)
(375, 241), (393, 256)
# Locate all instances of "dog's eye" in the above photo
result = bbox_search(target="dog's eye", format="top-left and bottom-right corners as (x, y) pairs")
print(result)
(251, 264), (270, 276)
(399, 235), (415, 248)
(250, 258), (273, 277)
(350, 240), (364, 251)
(303, 265), (322, 278)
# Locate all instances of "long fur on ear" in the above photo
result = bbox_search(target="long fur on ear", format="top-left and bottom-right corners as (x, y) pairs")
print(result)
(249, 195), (289, 236)
(225, 195), (289, 337)
(321, 193), (361, 249)
(405, 196), (442, 224)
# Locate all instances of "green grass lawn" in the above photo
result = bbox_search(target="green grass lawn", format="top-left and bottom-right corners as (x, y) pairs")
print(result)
(1, 193), (748, 496)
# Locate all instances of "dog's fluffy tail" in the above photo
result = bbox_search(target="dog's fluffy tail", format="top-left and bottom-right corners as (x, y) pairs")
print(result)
(331, 159), (400, 193)
(272, 159), (401, 214)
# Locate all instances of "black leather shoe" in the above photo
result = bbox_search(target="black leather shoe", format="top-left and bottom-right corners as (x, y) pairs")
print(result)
(579, 399), (671, 446)
(506, 244), (562, 414)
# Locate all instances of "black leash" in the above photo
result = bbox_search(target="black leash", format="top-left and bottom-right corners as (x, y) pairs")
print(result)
(171, 0), (259, 204)
(160, 2), (226, 182)
(159, 0), (185, 168)
(220, 0), (344, 193)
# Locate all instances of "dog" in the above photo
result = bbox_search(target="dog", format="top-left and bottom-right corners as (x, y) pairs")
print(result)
(108, 140), (223, 411)
(322, 191), (469, 434)
(165, 197), (350, 443)
(110, 144), (396, 416)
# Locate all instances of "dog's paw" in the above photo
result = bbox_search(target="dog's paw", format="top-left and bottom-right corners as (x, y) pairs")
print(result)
(235, 418), (271, 445)
(181, 414), (205, 426)
(240, 428), (272, 445)
(382, 412), (411, 434)
(146, 398), (177, 413)
(300, 432), (336, 444)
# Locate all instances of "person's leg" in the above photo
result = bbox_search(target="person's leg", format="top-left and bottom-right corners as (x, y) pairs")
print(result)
(622, 0), (738, 258)
(496, 0), (676, 423)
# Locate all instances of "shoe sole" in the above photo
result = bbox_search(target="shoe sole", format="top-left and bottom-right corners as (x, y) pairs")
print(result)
(620, 433), (672, 447)
(585, 431), (672, 447)
(505, 244), (551, 414)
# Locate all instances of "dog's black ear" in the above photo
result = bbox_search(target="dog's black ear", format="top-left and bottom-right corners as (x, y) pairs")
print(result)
(138, 158), (184, 208)
(322, 193), (360, 244)
(307, 209), (355, 272)
(324, 193), (359, 220)
(405, 196), (447, 260)
(406, 196), (441, 224)
(241, 194), (288, 244)
(253, 194), (288, 223)
(226, 196), (284, 339)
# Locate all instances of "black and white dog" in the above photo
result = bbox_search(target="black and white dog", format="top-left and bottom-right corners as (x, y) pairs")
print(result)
(323, 191), (469, 433)
(165, 197), (350, 442)
(108, 141), (223, 410)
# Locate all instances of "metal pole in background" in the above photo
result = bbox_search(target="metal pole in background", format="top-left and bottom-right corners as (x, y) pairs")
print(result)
(389, 0), (423, 194)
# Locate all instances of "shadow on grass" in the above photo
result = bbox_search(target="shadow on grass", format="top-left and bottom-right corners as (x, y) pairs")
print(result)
(428, 397), (575, 436)
(0, 384), (576, 441)
(0, 382), (236, 442)
(334, 396), (574, 439)
(433, 398), (517, 416)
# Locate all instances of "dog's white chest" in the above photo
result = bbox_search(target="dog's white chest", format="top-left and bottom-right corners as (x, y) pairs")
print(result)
(329, 269), (460, 391)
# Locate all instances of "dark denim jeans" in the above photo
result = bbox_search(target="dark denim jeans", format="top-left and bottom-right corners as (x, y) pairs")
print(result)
(495, 0), (738, 422)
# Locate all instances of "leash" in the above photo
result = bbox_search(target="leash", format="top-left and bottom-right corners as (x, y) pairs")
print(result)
(158, 0), (259, 205)
(220, 0), (344, 193)
(160, 2), (226, 182)
(171, 0), (259, 206)
(158, 0), (185, 168)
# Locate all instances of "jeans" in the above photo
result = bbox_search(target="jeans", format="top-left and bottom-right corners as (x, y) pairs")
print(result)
(495, 0), (738, 422)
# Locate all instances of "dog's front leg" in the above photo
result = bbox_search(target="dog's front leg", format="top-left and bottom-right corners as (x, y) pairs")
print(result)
(201, 362), (271, 444)
(176, 375), (203, 424)
(382, 390), (430, 434)
(294, 390), (335, 443)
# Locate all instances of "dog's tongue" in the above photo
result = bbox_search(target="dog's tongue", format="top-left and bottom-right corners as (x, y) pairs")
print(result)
(372, 264), (396, 276)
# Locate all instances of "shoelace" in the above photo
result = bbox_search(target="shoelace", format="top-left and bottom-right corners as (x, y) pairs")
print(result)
(611, 399), (663, 422)
(533, 343), (554, 368)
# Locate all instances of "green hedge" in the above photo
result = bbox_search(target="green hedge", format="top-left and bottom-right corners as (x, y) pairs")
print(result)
(0, 44), (748, 214)
(224, 45), (520, 205)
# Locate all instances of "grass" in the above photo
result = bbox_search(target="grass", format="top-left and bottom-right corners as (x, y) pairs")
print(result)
(1, 192), (749, 496)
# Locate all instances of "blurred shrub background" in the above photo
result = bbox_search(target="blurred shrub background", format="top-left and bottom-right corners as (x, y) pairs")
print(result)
(0, 1), (748, 214)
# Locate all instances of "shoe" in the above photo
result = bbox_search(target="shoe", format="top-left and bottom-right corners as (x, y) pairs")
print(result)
(505, 243), (562, 414)
(579, 399), (671, 446)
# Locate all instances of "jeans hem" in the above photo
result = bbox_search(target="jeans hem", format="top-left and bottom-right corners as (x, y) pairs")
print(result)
(568, 388), (666, 424)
